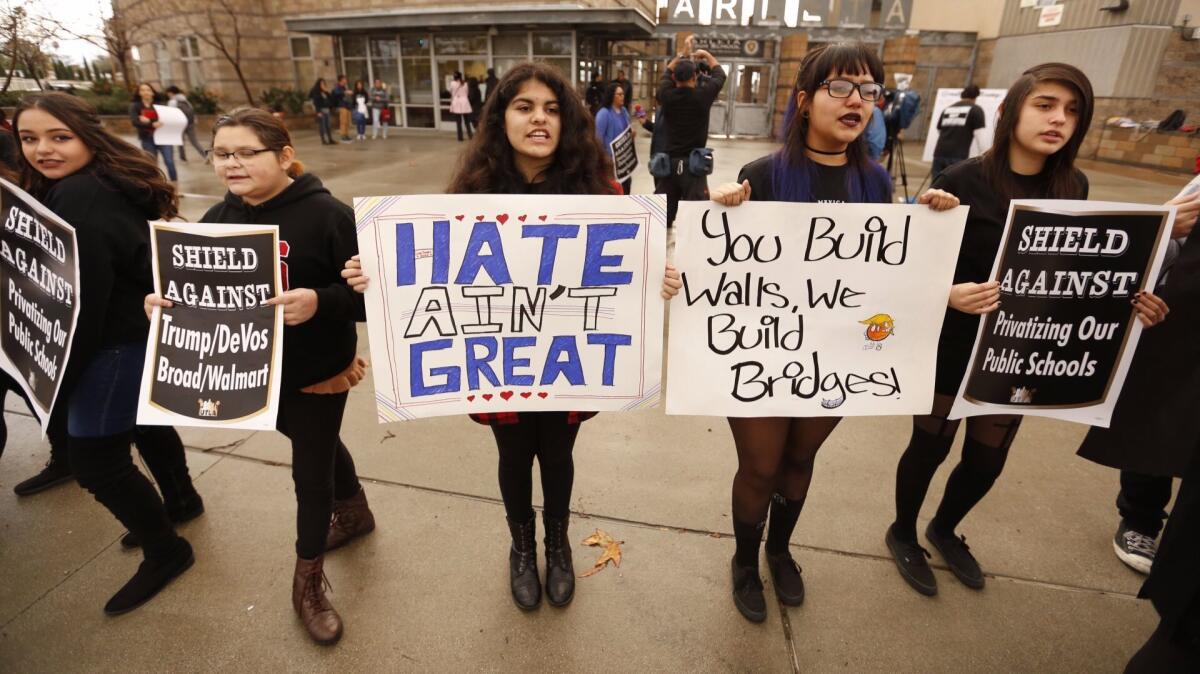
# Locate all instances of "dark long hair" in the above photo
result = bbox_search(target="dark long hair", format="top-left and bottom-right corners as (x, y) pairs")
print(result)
(602, 81), (626, 110)
(773, 42), (889, 203)
(447, 62), (613, 195)
(983, 62), (1093, 200)
(212, 107), (305, 178)
(308, 78), (326, 97)
(14, 92), (179, 218)
(132, 81), (160, 103)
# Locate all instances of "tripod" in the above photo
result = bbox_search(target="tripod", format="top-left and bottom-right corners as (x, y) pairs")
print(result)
(885, 131), (910, 203)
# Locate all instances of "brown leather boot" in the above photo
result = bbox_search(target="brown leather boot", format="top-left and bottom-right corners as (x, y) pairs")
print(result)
(326, 487), (376, 552)
(292, 556), (343, 645)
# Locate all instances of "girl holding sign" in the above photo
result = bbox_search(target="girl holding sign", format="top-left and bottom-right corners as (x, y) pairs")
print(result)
(661, 43), (958, 623)
(344, 63), (621, 611)
(147, 108), (373, 645)
(129, 83), (178, 182)
(884, 63), (1170, 598)
(13, 92), (199, 615)
(595, 81), (635, 196)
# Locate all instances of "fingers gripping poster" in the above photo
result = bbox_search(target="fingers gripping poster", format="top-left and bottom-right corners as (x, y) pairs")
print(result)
(137, 222), (284, 430)
(950, 201), (1175, 427)
(355, 195), (667, 421)
(0, 179), (79, 432)
(667, 201), (967, 417)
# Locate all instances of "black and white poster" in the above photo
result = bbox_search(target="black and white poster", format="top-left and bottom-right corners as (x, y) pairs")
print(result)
(610, 126), (638, 184)
(137, 222), (283, 429)
(0, 178), (79, 432)
(951, 200), (1175, 427)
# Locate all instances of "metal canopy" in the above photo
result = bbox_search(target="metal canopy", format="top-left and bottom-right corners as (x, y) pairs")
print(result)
(284, 4), (655, 36)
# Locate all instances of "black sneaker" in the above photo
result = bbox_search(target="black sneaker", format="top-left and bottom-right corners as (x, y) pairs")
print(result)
(730, 556), (767, 623)
(765, 552), (805, 606)
(121, 494), (205, 549)
(925, 521), (984, 590)
(1113, 520), (1156, 575)
(104, 537), (194, 616)
(13, 460), (73, 496)
(885, 524), (937, 596)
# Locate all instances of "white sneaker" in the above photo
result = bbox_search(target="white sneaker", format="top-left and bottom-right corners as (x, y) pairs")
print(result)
(1113, 521), (1156, 574)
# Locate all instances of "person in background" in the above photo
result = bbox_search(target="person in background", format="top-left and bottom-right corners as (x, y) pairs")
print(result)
(310, 78), (334, 145)
(129, 83), (177, 182)
(654, 49), (726, 227)
(931, 84), (986, 179)
(613, 69), (633, 113)
(332, 75), (352, 143)
(448, 71), (473, 142)
(164, 86), (205, 162)
(484, 67), (500, 103)
(370, 79), (390, 140)
(352, 81), (369, 141)
(595, 81), (635, 195)
(585, 72), (605, 115)
(865, 99), (887, 163)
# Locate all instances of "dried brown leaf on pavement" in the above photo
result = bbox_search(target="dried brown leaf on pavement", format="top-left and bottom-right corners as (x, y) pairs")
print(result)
(579, 528), (623, 577)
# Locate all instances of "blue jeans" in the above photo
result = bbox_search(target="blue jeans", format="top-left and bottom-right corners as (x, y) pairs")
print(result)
(140, 136), (177, 181)
(68, 342), (146, 438)
(317, 110), (332, 142)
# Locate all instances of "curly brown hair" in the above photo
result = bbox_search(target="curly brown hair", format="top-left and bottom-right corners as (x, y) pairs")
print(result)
(13, 92), (179, 219)
(447, 62), (613, 195)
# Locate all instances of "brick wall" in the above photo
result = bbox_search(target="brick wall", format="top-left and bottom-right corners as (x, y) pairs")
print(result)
(1095, 128), (1200, 174)
(771, 33), (809, 139)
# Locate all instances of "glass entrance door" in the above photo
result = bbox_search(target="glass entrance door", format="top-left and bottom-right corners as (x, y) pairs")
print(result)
(436, 57), (488, 131)
(711, 61), (776, 138)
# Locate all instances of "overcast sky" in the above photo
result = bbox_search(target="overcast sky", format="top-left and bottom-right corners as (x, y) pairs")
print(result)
(23, 0), (108, 63)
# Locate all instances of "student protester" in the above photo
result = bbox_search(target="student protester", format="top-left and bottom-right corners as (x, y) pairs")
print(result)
(660, 42), (957, 623)
(129, 83), (178, 182)
(883, 63), (1170, 598)
(343, 63), (657, 612)
(352, 80), (369, 141)
(310, 78), (335, 145)
(332, 75), (352, 143)
(14, 92), (199, 614)
(654, 49), (726, 227)
(370, 79), (390, 140)
(164, 86), (205, 162)
(613, 69), (634, 113)
(595, 81), (635, 195)
(931, 84), (986, 180)
(585, 72), (605, 115)
(448, 72), (473, 142)
(146, 108), (373, 645)
(466, 76), (483, 138)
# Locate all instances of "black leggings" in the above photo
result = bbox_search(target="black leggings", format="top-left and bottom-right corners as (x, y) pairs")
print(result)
(490, 412), (580, 521)
(277, 389), (362, 559)
(891, 393), (1021, 542)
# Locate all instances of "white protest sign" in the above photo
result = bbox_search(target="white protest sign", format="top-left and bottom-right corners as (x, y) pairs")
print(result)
(921, 88), (1007, 163)
(355, 194), (667, 421)
(667, 201), (967, 417)
(152, 104), (188, 146)
(949, 200), (1175, 427)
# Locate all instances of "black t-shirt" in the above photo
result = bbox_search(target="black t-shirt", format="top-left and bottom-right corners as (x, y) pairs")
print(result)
(933, 100), (985, 160)
(933, 156), (1089, 341)
(738, 155), (850, 204)
(658, 65), (727, 156)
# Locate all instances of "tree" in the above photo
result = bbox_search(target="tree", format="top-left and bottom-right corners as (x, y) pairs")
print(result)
(169, 0), (257, 105)
(0, 4), (54, 92)
(39, 1), (140, 91)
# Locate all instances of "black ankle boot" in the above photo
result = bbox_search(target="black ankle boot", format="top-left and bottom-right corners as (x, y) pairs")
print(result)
(543, 514), (575, 607)
(507, 516), (541, 610)
(13, 459), (73, 496)
(120, 492), (204, 549)
(105, 537), (194, 615)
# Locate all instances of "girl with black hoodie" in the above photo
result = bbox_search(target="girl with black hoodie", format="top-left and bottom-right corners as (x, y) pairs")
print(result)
(13, 92), (198, 615)
(147, 108), (372, 645)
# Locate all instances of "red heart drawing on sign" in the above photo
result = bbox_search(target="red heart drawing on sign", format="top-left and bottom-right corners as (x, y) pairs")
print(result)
(537, 392), (548, 399)
(466, 395), (475, 401)
(518, 214), (527, 222)
(538, 215), (548, 221)
(454, 215), (465, 221)
(497, 213), (509, 224)
(482, 393), (493, 401)
(475, 215), (485, 221)
(519, 392), (532, 398)
(500, 391), (514, 401)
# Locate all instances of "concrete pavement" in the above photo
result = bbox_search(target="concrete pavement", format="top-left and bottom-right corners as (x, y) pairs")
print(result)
(0, 130), (1192, 672)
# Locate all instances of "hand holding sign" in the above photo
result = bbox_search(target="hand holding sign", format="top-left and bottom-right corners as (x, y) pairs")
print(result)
(267, 288), (318, 325)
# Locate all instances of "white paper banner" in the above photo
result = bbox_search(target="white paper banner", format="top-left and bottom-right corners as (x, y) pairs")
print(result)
(667, 201), (967, 417)
(152, 104), (188, 146)
(355, 194), (667, 421)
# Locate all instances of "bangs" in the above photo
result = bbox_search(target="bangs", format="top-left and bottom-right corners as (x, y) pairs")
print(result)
(805, 43), (884, 85)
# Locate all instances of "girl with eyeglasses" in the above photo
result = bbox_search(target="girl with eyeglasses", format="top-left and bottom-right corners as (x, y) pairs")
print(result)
(13, 92), (199, 615)
(883, 63), (1169, 597)
(660, 42), (958, 623)
(146, 108), (374, 645)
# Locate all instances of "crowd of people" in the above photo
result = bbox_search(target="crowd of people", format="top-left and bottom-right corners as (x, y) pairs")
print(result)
(2, 40), (1199, 670)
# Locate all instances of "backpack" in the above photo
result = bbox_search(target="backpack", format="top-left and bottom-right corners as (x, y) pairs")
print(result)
(1159, 109), (1186, 132)
(175, 97), (196, 125)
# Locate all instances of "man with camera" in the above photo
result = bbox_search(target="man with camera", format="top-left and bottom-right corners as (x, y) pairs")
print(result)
(653, 46), (727, 226)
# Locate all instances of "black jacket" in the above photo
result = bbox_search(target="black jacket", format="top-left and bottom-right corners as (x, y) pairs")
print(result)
(41, 168), (157, 389)
(201, 173), (365, 390)
(129, 100), (158, 141)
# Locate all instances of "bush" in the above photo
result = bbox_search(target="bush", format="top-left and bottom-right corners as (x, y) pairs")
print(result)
(76, 88), (136, 115)
(0, 91), (21, 107)
(187, 88), (219, 114)
(260, 87), (306, 115)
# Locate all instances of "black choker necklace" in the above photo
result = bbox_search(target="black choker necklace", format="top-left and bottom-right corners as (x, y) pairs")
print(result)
(807, 146), (847, 156)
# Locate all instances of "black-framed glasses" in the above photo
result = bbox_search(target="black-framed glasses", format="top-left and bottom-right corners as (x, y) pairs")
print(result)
(820, 79), (884, 102)
(209, 148), (274, 162)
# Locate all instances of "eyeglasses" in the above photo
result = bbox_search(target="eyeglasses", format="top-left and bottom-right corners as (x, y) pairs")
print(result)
(820, 79), (884, 102)
(209, 148), (274, 163)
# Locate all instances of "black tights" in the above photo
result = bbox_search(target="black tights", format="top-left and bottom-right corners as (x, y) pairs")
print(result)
(490, 412), (580, 522)
(892, 393), (1021, 542)
(277, 390), (362, 560)
(729, 416), (842, 564)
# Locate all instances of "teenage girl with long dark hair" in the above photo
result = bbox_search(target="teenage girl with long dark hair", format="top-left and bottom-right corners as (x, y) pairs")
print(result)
(147, 108), (374, 644)
(661, 43), (958, 623)
(14, 92), (197, 614)
(884, 63), (1170, 597)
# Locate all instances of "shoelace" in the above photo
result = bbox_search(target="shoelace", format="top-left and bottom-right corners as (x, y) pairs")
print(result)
(1123, 531), (1157, 556)
(304, 570), (333, 612)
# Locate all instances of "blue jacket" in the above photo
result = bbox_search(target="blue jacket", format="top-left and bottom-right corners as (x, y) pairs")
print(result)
(865, 110), (886, 162)
(595, 106), (631, 153)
